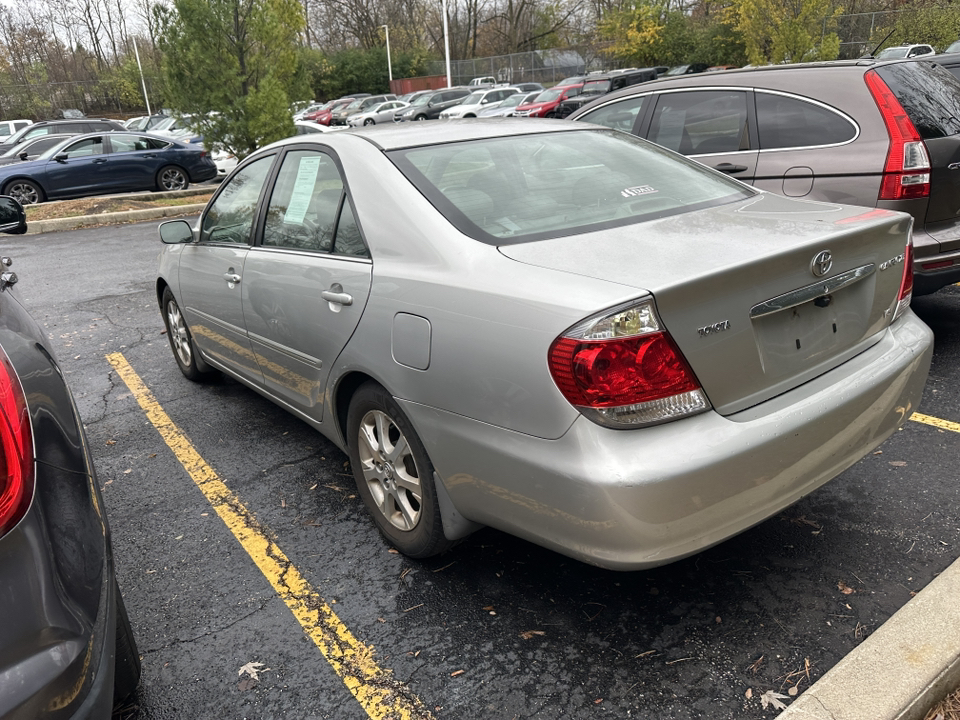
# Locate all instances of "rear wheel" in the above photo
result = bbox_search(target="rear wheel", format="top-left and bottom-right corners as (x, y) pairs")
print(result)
(156, 165), (189, 192)
(161, 287), (215, 381)
(347, 382), (451, 558)
(112, 582), (141, 706)
(4, 179), (43, 205)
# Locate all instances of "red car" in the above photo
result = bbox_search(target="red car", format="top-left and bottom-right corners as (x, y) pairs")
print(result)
(302, 101), (334, 123)
(310, 99), (355, 126)
(516, 83), (584, 118)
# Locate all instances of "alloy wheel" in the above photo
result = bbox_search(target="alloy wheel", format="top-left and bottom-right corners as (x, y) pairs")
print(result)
(7, 182), (39, 205)
(166, 300), (192, 367)
(160, 168), (188, 191)
(357, 409), (422, 531)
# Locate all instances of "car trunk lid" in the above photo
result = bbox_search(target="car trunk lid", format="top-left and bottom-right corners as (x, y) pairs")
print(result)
(500, 193), (913, 415)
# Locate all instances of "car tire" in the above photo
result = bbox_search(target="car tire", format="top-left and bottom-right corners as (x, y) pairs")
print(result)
(3, 179), (44, 205)
(112, 581), (141, 705)
(464, 114), (476, 118)
(364, 118), (375, 126)
(161, 287), (216, 381)
(414, 114), (427, 121)
(156, 165), (189, 192)
(347, 381), (452, 558)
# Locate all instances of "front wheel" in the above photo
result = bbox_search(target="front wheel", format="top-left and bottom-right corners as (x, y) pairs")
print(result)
(4, 179), (43, 205)
(156, 165), (189, 192)
(347, 382), (451, 558)
(363, 118), (375, 126)
(414, 114), (427, 121)
(161, 287), (215, 381)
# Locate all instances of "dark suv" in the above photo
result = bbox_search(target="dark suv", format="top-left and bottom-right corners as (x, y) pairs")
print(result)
(569, 59), (960, 294)
(554, 68), (658, 118)
(0, 118), (125, 153)
(395, 88), (472, 121)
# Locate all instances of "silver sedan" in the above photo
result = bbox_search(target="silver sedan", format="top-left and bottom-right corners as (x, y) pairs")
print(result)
(156, 120), (932, 570)
(347, 100), (410, 126)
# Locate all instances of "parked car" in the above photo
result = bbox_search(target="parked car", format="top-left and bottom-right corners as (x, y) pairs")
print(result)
(925, 51), (960, 80)
(570, 58), (960, 295)
(312, 97), (365, 126)
(706, 65), (740, 72)
(154, 121), (931, 570)
(468, 76), (498, 87)
(0, 133), (77, 167)
(395, 88), (472, 121)
(944, 40), (960, 53)
(0, 119), (31, 141)
(397, 90), (432, 103)
(874, 44), (935, 59)
(293, 120), (335, 135)
(553, 68), (658, 118)
(664, 63), (711, 75)
(0, 195), (141, 716)
(515, 83), (584, 117)
(0, 131), (217, 205)
(125, 113), (170, 131)
(0, 118), (125, 153)
(512, 82), (544, 92)
(347, 100), (410, 126)
(439, 87), (521, 119)
(330, 94), (396, 126)
(476, 90), (541, 117)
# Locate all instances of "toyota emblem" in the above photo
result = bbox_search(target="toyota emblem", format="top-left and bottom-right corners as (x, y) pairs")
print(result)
(811, 250), (833, 277)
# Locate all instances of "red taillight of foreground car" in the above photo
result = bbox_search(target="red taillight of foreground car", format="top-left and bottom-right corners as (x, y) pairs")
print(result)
(864, 70), (930, 201)
(0, 344), (33, 536)
(548, 299), (711, 428)
(893, 242), (914, 322)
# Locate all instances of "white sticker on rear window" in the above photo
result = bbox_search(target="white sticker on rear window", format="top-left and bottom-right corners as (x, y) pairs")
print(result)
(621, 185), (658, 197)
(284, 156), (322, 224)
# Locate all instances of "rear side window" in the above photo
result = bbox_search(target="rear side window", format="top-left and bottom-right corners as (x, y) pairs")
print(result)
(648, 90), (749, 155)
(875, 62), (960, 139)
(756, 92), (856, 149)
(578, 96), (648, 133)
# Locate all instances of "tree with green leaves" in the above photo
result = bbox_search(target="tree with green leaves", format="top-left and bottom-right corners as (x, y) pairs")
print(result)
(157, 0), (308, 160)
(735, 0), (840, 65)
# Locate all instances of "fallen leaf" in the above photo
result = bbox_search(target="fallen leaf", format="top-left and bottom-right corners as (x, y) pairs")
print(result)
(788, 686), (799, 696)
(238, 661), (266, 680)
(889, 460), (907, 466)
(450, 669), (465, 677)
(760, 690), (790, 710)
(105, 440), (116, 445)
(745, 688), (753, 699)
(309, 484), (318, 490)
(388, 548), (399, 554)
(519, 630), (546, 640)
(483, 605), (494, 611)
(123, 469), (132, 474)
(837, 581), (855, 595)
(594, 698), (603, 704)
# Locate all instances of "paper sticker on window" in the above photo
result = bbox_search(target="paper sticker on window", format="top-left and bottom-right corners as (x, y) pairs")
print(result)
(621, 185), (658, 198)
(284, 156), (323, 224)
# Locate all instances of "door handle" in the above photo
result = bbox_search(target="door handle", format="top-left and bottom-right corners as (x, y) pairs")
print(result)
(144, 153), (157, 158)
(93, 158), (107, 164)
(948, 162), (960, 170)
(321, 290), (353, 306)
(223, 272), (241, 284)
(714, 163), (748, 173)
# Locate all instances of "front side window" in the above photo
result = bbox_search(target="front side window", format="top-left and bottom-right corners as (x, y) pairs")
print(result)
(648, 90), (749, 155)
(200, 155), (274, 244)
(756, 92), (856, 149)
(390, 129), (752, 244)
(61, 137), (104, 158)
(578, 95), (648, 133)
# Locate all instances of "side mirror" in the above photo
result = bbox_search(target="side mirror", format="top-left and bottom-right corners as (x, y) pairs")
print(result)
(0, 196), (27, 234)
(159, 219), (194, 244)
(17, 151), (28, 161)
(54, 153), (68, 163)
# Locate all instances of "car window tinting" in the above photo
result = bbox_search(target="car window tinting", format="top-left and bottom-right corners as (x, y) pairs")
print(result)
(389, 130), (752, 245)
(62, 137), (103, 158)
(756, 93), (856, 149)
(200, 155), (273, 244)
(110, 134), (154, 153)
(649, 90), (749, 155)
(875, 62), (960, 139)
(262, 150), (368, 258)
(579, 95), (648, 133)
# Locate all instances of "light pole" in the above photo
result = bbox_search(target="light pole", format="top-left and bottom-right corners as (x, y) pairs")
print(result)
(380, 25), (393, 85)
(441, 0), (452, 87)
(132, 38), (152, 116)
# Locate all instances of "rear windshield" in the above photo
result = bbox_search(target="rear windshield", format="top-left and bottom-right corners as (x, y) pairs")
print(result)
(533, 87), (564, 103)
(875, 62), (960, 138)
(584, 79), (611, 94)
(388, 129), (753, 245)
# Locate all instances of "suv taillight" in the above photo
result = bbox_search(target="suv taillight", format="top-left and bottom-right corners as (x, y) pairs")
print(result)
(893, 242), (914, 322)
(548, 299), (711, 428)
(864, 70), (930, 201)
(0, 344), (32, 536)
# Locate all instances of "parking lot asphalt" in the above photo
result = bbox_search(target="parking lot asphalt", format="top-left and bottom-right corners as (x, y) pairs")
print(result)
(2, 219), (958, 719)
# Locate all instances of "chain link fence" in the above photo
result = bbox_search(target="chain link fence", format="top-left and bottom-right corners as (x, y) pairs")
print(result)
(0, 78), (156, 121)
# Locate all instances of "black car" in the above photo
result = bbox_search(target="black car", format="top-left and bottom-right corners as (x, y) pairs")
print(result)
(553, 68), (659, 118)
(0, 133), (77, 167)
(0, 119), (125, 153)
(0, 195), (141, 717)
(395, 88), (473, 121)
(925, 51), (960, 80)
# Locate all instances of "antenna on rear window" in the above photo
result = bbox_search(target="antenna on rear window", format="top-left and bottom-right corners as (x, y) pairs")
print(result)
(864, 29), (896, 58)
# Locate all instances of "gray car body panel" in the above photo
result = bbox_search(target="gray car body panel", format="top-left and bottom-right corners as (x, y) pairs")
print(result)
(158, 122), (934, 568)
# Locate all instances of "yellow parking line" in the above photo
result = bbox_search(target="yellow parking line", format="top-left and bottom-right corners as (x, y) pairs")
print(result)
(911, 412), (960, 434)
(106, 353), (432, 720)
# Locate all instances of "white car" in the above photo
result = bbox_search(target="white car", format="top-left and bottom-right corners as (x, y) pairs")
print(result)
(347, 101), (410, 127)
(439, 88), (522, 119)
(0, 119), (31, 141)
(477, 91), (541, 118)
(874, 44), (936, 59)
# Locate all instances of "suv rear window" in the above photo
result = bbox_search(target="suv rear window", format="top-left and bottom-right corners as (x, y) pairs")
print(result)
(875, 62), (960, 139)
(756, 92), (857, 149)
(388, 129), (752, 245)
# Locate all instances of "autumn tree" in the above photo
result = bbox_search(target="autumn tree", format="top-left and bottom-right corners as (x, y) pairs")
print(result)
(157, 0), (308, 159)
(736, 0), (840, 64)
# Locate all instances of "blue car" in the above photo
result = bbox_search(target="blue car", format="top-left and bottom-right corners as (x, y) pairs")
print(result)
(0, 132), (218, 204)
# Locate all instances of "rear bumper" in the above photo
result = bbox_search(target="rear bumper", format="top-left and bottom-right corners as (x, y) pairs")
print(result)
(401, 311), (933, 570)
(912, 245), (960, 295)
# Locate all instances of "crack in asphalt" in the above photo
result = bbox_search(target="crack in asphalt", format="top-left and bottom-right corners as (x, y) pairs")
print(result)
(139, 600), (273, 655)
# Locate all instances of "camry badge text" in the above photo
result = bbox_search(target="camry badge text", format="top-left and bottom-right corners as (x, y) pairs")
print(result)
(698, 320), (731, 337)
(811, 250), (833, 277)
(879, 252), (906, 271)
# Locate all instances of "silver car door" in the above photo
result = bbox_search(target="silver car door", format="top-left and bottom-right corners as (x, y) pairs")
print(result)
(242, 148), (372, 423)
(647, 89), (758, 182)
(177, 154), (275, 385)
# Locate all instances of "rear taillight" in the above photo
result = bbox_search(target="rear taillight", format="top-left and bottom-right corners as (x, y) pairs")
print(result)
(0, 344), (32, 536)
(893, 242), (914, 322)
(548, 299), (711, 428)
(864, 70), (930, 201)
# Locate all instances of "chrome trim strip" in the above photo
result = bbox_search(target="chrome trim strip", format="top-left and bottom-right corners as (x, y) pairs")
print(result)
(250, 246), (372, 264)
(749, 263), (876, 319)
